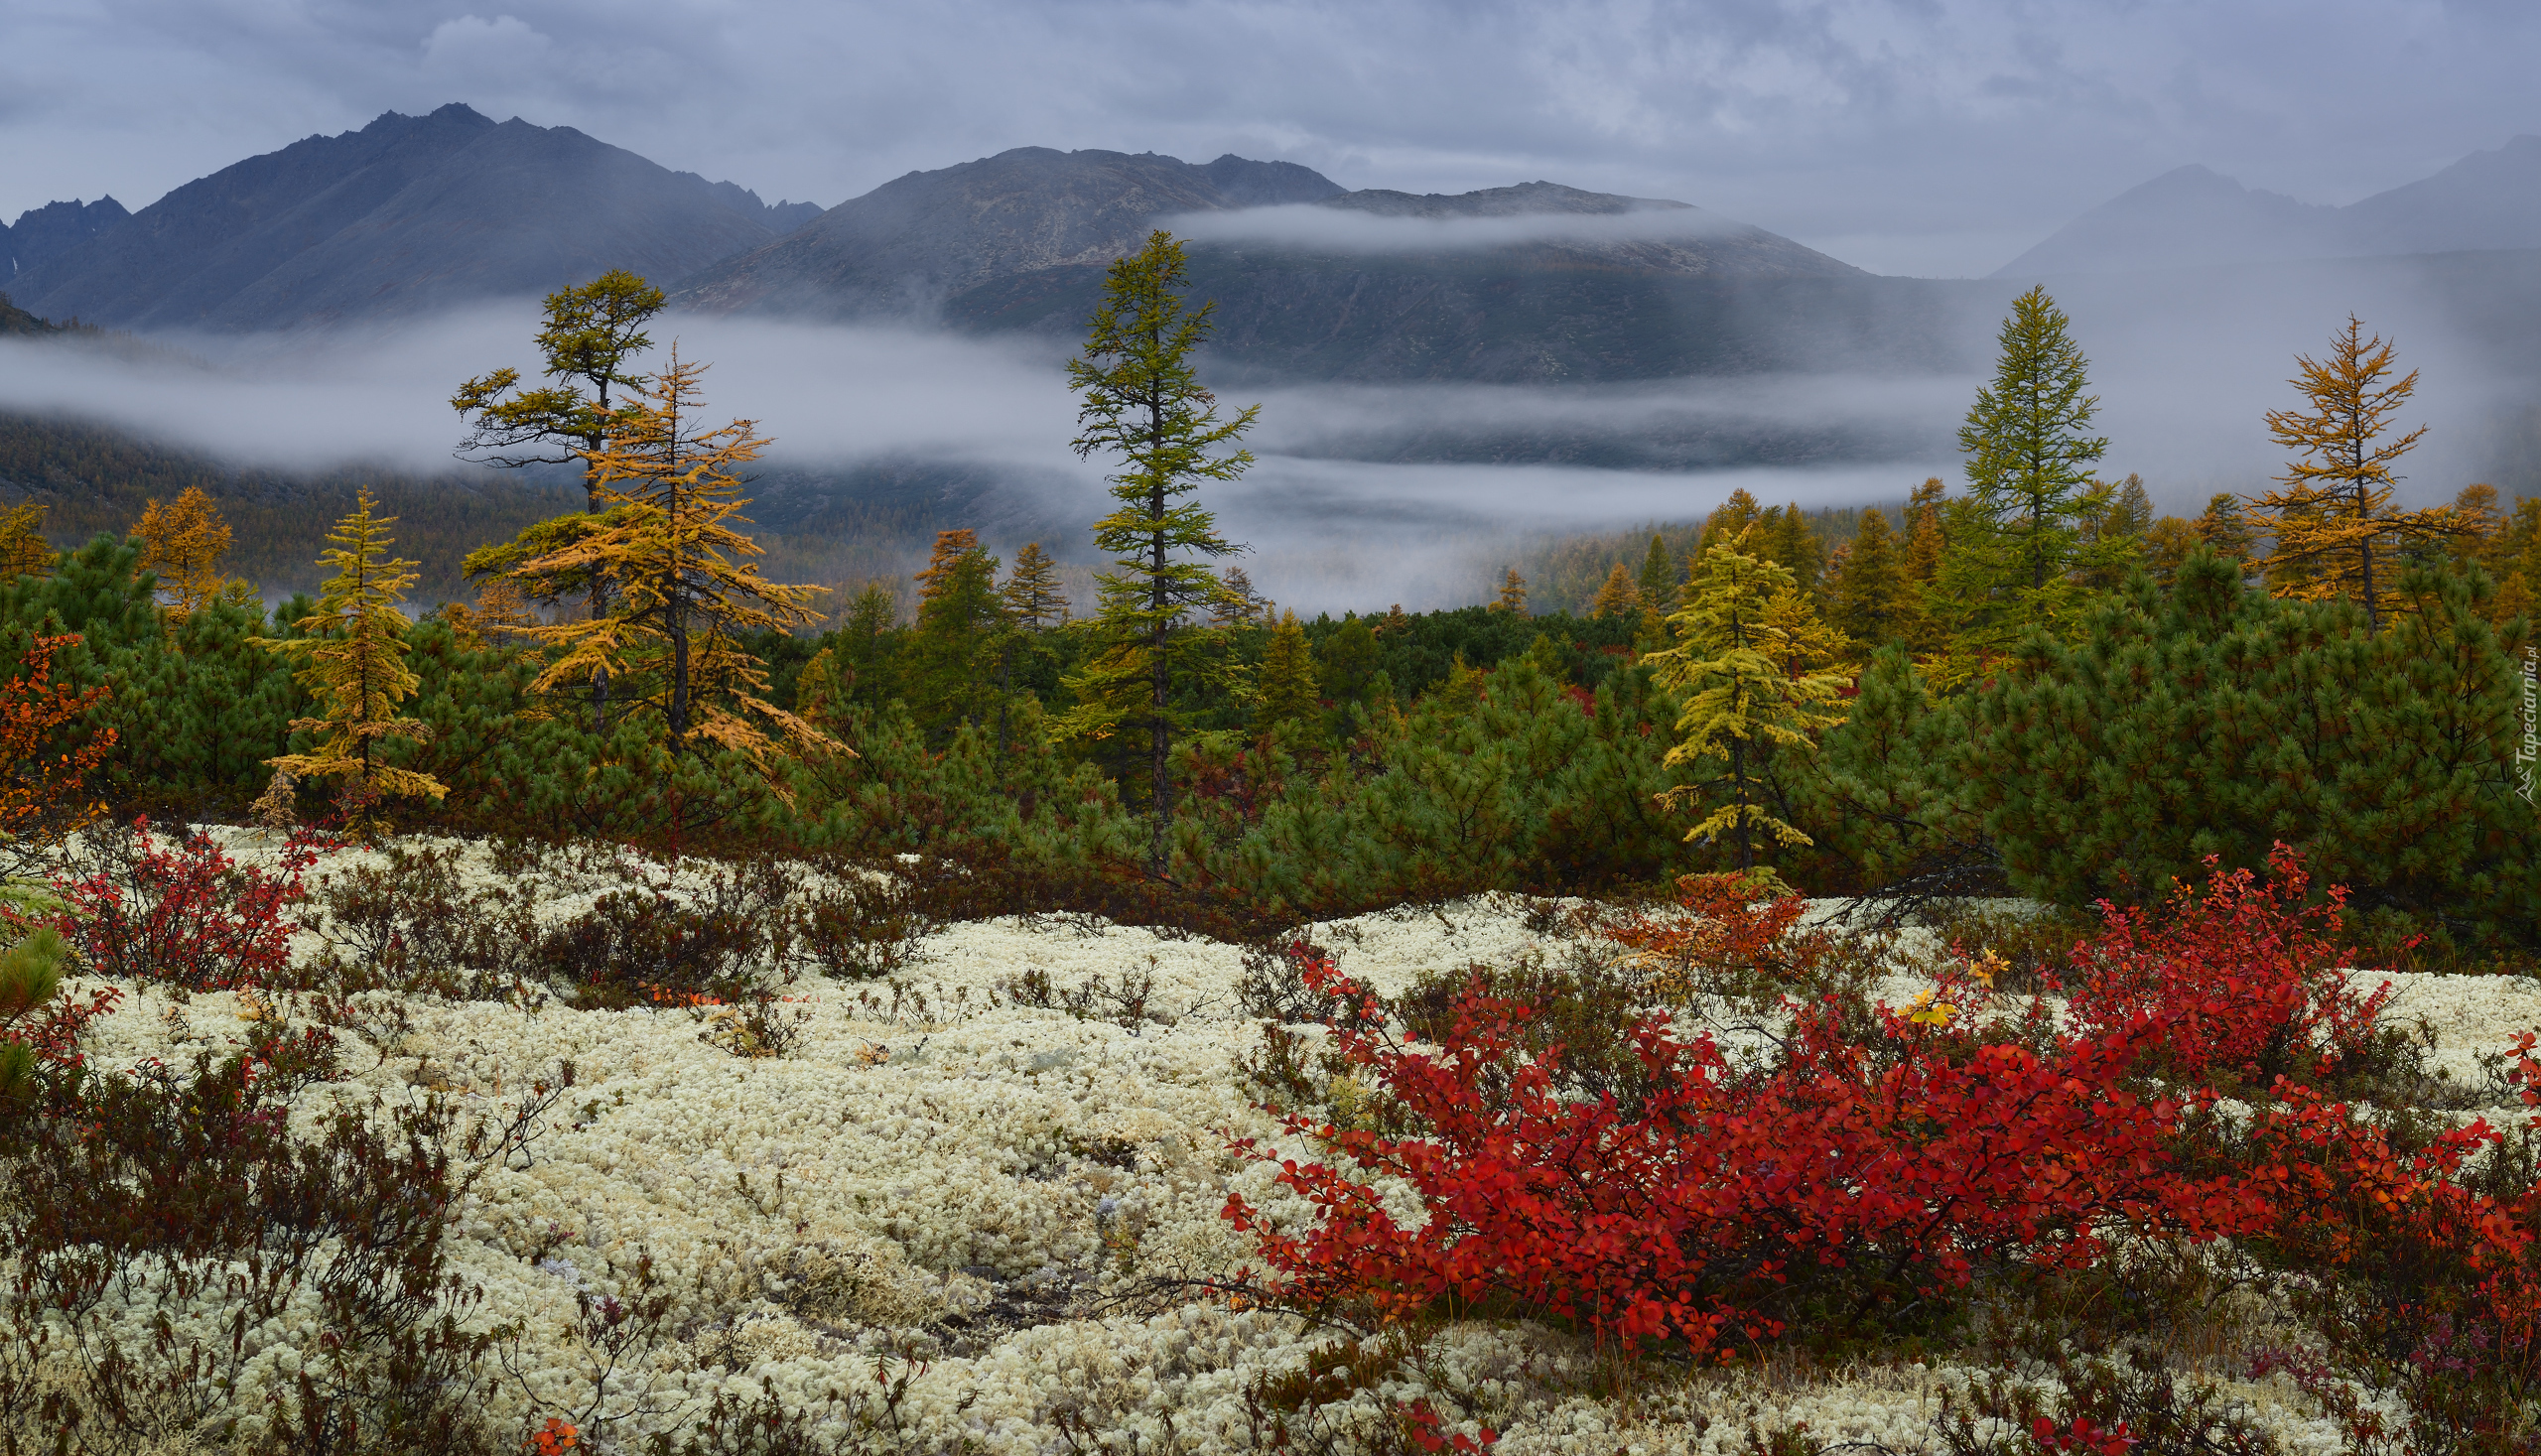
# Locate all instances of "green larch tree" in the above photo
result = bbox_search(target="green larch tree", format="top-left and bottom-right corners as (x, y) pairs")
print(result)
(2200, 493), (2259, 572)
(2079, 473), (2153, 590)
(1637, 532), (1680, 614)
(1697, 488), (1763, 559)
(1255, 608), (1322, 734)
(1829, 505), (1915, 646)
(451, 270), (666, 511)
(452, 269), (666, 723)
(1762, 502), (1826, 596)
(1055, 230), (1258, 872)
(1945, 286), (2116, 649)
(1904, 477), (1947, 586)
(255, 490), (446, 829)
(906, 528), (1010, 732)
(1002, 542), (1070, 629)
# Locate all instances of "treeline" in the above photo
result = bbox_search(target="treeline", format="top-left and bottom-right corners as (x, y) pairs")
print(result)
(0, 413), (583, 601)
(0, 262), (2533, 963)
(1507, 503), (1880, 616)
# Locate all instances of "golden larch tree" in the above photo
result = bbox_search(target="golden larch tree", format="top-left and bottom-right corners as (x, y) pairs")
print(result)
(2249, 316), (2456, 634)
(0, 502), (53, 581)
(1647, 526), (1851, 875)
(135, 486), (233, 619)
(1491, 567), (1528, 614)
(1589, 561), (1641, 619)
(519, 348), (838, 765)
(255, 491), (446, 829)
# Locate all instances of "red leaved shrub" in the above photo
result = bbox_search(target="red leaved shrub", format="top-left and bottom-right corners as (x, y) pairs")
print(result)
(52, 817), (328, 991)
(2057, 844), (2396, 1089)
(0, 632), (115, 881)
(1223, 851), (2534, 1382)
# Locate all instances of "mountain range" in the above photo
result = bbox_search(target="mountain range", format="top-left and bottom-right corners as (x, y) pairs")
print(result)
(1996, 135), (2541, 277)
(4, 112), (2539, 509)
(669, 148), (1860, 326)
(2, 104), (823, 331)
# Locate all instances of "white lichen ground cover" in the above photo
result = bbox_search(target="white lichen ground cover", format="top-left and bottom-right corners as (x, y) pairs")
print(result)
(37, 836), (2541, 1453)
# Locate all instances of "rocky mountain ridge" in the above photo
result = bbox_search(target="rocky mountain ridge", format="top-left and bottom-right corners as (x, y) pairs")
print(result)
(6, 104), (823, 331)
(671, 149), (1860, 324)
(2, 198), (131, 286)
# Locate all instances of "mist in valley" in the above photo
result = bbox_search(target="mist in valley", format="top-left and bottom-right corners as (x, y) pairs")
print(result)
(3, 240), (2534, 613)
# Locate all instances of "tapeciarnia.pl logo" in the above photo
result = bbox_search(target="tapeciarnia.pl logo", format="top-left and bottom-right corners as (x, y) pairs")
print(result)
(2520, 645), (2538, 805)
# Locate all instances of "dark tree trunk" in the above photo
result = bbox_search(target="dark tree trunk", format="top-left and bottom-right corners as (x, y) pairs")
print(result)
(1148, 380), (1171, 877)
(585, 423), (611, 733)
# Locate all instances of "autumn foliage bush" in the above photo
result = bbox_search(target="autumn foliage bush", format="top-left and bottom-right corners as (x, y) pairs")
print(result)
(1225, 852), (2541, 1446)
(2054, 845), (2402, 1093)
(0, 632), (114, 882)
(47, 816), (326, 991)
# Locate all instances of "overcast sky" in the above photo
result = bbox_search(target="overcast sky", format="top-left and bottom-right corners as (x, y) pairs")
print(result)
(5, 0), (2537, 277)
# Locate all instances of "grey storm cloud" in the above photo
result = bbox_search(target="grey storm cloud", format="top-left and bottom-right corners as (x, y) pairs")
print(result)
(4, 0), (2539, 277)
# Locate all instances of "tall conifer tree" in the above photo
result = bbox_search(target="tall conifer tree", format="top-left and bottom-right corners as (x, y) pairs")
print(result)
(1765, 502), (1825, 596)
(2199, 493), (2258, 572)
(1002, 543), (1070, 629)
(452, 271), (665, 511)
(1945, 286), (2115, 650)
(1637, 533), (1679, 613)
(907, 529), (1008, 730)
(135, 486), (233, 621)
(255, 491), (445, 829)
(1697, 488), (1763, 559)
(1830, 506), (1914, 646)
(1056, 230), (1257, 872)
(2249, 316), (2455, 635)
(519, 350), (834, 765)
(1255, 609), (1322, 734)
(1589, 562), (1642, 619)
(1492, 568), (1529, 614)
(1648, 527), (1850, 874)
(1904, 477), (1947, 586)
(453, 270), (666, 723)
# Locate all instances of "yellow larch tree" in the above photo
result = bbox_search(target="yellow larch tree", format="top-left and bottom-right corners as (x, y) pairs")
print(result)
(2249, 317), (2457, 634)
(0, 502), (52, 580)
(135, 486), (233, 619)
(1588, 561), (1641, 619)
(518, 348), (839, 766)
(1491, 567), (1528, 614)
(254, 491), (445, 831)
(1646, 526), (1851, 875)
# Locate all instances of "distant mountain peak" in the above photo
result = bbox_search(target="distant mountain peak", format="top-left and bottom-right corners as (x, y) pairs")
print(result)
(1999, 137), (2541, 277)
(9, 105), (820, 330)
(3, 196), (133, 282)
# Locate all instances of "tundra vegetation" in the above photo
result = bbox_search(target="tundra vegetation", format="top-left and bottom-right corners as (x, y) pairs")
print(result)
(0, 250), (2537, 1454)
